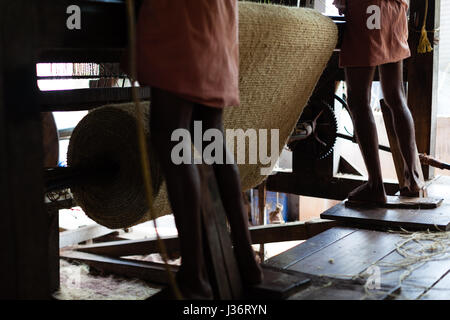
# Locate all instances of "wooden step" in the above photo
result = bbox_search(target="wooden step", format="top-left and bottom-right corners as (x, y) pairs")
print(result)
(345, 195), (443, 210)
(322, 201), (450, 231)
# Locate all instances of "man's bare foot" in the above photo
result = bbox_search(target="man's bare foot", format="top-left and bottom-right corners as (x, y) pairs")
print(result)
(400, 169), (424, 197)
(348, 181), (387, 204)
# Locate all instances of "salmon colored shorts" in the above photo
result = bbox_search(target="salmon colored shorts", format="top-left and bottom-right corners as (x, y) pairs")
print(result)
(136, 0), (240, 108)
(340, 0), (411, 67)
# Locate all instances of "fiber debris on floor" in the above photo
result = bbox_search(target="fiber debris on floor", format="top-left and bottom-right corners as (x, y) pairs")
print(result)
(268, 226), (450, 300)
(54, 259), (162, 300)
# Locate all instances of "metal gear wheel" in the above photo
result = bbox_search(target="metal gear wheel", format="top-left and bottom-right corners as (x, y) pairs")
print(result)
(288, 100), (338, 160)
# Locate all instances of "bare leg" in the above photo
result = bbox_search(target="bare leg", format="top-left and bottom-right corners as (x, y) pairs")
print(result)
(378, 62), (423, 195)
(193, 106), (263, 286)
(150, 88), (212, 299)
(345, 66), (387, 203)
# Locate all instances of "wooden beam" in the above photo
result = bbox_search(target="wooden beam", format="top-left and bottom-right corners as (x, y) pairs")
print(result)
(0, 0), (50, 299)
(60, 250), (177, 285)
(48, 206), (60, 293)
(299, 0), (314, 8)
(75, 235), (179, 257)
(44, 165), (119, 193)
(39, 87), (151, 112)
(60, 224), (118, 248)
(407, 0), (440, 179)
(0, 12), (15, 299)
(75, 220), (339, 257)
(258, 182), (267, 226)
(198, 165), (243, 299)
(266, 172), (400, 200)
(257, 181), (267, 260)
(37, 0), (129, 60)
(38, 48), (125, 64)
(286, 193), (300, 222)
(250, 219), (339, 244)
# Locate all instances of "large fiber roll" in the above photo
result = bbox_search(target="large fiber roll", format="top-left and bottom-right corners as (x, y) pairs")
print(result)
(67, 104), (163, 229)
(225, 2), (337, 190)
(68, 2), (337, 228)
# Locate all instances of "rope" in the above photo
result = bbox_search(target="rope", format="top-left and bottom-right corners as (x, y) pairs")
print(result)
(314, 228), (450, 300)
(417, 0), (433, 54)
(125, 0), (182, 300)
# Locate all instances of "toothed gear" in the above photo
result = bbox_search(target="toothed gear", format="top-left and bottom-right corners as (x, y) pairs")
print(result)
(288, 100), (338, 160)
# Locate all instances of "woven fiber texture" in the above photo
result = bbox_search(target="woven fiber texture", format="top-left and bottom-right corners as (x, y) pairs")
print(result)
(225, 2), (337, 190)
(67, 103), (163, 228)
(67, 2), (337, 228)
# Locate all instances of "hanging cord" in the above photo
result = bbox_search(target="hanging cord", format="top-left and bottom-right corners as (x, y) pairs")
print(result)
(125, 0), (183, 300)
(417, 0), (433, 54)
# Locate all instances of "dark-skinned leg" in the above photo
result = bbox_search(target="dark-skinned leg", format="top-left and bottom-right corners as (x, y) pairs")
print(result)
(378, 61), (423, 195)
(193, 105), (263, 286)
(150, 88), (212, 299)
(345, 66), (387, 203)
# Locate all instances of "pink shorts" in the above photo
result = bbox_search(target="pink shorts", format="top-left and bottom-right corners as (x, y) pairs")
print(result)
(340, 0), (411, 67)
(137, 0), (240, 108)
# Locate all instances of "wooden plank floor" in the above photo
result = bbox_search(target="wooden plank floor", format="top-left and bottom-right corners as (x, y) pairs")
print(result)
(266, 226), (450, 300)
(420, 270), (450, 300)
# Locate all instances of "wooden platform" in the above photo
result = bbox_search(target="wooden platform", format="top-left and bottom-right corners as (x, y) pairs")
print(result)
(321, 176), (450, 231)
(266, 227), (450, 300)
(345, 195), (443, 210)
(321, 202), (450, 231)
